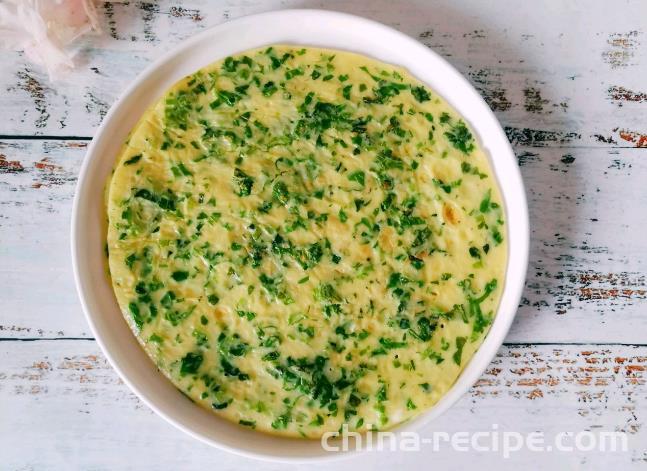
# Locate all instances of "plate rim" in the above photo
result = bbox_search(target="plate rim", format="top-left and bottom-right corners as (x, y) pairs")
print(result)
(71, 8), (529, 462)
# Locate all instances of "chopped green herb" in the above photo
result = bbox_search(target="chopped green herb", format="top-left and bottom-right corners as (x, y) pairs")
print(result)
(342, 84), (352, 100)
(171, 270), (189, 282)
(347, 170), (365, 187)
(411, 86), (431, 102)
(262, 81), (278, 96)
(124, 154), (142, 165)
(453, 337), (467, 365)
(128, 302), (143, 330)
(233, 168), (254, 196)
(444, 120), (475, 154)
(180, 352), (203, 376)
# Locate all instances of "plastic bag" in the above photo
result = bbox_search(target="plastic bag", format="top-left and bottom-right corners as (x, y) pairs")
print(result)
(0, 0), (107, 80)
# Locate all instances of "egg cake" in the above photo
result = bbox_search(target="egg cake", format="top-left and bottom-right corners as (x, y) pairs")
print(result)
(106, 46), (507, 438)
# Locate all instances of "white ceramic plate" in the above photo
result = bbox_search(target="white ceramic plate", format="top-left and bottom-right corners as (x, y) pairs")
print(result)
(71, 9), (529, 462)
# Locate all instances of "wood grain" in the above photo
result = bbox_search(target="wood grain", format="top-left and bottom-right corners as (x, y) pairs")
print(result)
(2, 0), (647, 468)
(2, 139), (646, 342)
(0, 0), (646, 145)
(1, 340), (645, 469)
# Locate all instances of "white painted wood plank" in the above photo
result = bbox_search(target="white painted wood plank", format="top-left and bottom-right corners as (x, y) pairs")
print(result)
(0, 140), (87, 338)
(2, 140), (646, 342)
(0, 0), (645, 145)
(1, 340), (645, 469)
(1, 1), (646, 469)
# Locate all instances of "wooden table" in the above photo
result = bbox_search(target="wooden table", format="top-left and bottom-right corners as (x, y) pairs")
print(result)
(2, 0), (646, 468)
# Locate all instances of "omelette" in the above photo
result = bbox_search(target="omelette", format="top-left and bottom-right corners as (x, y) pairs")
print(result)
(106, 46), (507, 438)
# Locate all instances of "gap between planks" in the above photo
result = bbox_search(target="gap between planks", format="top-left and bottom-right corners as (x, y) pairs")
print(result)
(0, 135), (93, 141)
(0, 134), (646, 150)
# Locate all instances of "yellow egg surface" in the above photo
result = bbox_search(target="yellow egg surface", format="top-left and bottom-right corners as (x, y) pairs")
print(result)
(106, 45), (507, 438)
